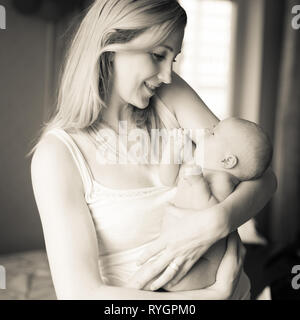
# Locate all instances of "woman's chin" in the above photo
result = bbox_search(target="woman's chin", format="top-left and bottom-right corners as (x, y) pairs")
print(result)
(133, 97), (151, 110)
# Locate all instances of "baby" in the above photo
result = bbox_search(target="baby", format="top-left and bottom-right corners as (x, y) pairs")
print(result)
(156, 117), (273, 291)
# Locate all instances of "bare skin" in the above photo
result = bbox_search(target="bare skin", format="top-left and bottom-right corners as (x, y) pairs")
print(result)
(31, 25), (277, 299)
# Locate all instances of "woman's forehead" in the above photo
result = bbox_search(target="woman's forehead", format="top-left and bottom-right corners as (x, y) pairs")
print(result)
(128, 25), (184, 53)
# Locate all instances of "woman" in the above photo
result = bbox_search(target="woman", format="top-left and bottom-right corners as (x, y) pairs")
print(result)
(31, 0), (277, 299)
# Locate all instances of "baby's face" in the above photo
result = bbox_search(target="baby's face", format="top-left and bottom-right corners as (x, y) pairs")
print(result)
(203, 119), (237, 143)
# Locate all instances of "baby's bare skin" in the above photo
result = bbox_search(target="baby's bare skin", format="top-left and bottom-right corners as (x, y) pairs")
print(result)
(161, 170), (228, 291)
(155, 133), (239, 292)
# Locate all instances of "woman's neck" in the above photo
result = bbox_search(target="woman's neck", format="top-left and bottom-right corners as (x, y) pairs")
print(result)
(105, 85), (131, 121)
(97, 102), (136, 136)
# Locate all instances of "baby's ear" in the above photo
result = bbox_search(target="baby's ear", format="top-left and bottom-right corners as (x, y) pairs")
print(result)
(221, 154), (238, 169)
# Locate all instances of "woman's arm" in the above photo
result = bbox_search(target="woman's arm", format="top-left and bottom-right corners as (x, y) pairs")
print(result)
(94, 232), (245, 300)
(31, 134), (237, 300)
(157, 70), (277, 234)
(168, 166), (277, 247)
(128, 72), (277, 290)
(214, 166), (277, 238)
(128, 169), (276, 291)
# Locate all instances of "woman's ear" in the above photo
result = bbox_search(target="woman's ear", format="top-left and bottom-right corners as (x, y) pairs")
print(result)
(221, 154), (238, 169)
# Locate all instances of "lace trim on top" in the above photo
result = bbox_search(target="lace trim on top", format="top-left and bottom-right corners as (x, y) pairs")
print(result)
(46, 128), (171, 204)
(45, 94), (181, 203)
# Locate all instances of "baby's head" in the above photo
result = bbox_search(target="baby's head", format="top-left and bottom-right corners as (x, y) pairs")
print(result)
(199, 117), (273, 180)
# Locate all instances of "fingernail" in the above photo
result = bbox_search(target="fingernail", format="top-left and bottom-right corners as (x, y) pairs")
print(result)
(150, 284), (157, 291)
(166, 282), (172, 289)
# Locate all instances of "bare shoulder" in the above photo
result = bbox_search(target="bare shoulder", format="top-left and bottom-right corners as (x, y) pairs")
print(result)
(31, 133), (84, 199)
(156, 71), (219, 131)
(31, 133), (71, 177)
(31, 133), (103, 298)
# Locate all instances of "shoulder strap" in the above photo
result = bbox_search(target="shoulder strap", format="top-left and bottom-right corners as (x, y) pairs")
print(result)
(154, 94), (180, 130)
(45, 128), (94, 195)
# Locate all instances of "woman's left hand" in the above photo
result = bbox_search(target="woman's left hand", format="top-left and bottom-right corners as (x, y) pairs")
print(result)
(127, 202), (226, 291)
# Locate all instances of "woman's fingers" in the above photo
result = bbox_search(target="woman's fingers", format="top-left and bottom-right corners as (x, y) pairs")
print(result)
(149, 257), (184, 291)
(164, 246), (208, 289)
(128, 251), (172, 289)
(164, 259), (193, 289)
(136, 239), (164, 266)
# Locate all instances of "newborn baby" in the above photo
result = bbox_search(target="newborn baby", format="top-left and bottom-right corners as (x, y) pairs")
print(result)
(157, 117), (273, 291)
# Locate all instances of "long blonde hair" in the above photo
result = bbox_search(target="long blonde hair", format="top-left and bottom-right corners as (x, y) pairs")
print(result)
(30, 0), (187, 154)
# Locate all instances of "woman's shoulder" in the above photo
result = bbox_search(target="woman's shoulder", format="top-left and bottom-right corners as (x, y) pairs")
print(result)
(32, 132), (71, 167)
(32, 128), (90, 165)
(31, 132), (84, 193)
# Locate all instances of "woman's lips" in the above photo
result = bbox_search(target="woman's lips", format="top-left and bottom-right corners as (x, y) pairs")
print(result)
(144, 82), (155, 96)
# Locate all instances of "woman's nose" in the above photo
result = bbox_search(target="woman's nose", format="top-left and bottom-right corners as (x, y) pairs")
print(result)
(204, 127), (213, 136)
(157, 62), (172, 84)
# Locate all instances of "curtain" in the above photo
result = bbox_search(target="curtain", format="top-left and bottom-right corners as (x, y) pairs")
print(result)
(231, 0), (300, 247)
(271, 0), (300, 246)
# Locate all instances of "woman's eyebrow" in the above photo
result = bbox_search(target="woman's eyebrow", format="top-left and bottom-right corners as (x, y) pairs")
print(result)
(159, 45), (181, 55)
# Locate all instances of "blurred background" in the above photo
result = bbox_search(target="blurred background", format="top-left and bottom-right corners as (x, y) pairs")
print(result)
(0, 0), (300, 299)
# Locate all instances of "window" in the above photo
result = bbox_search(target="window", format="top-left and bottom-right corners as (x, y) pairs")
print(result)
(175, 0), (236, 119)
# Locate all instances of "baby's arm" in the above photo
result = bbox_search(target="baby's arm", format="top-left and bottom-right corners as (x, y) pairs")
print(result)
(172, 165), (217, 210)
(161, 172), (238, 292)
(160, 170), (225, 291)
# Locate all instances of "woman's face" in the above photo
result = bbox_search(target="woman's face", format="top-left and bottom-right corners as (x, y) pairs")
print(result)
(110, 27), (184, 110)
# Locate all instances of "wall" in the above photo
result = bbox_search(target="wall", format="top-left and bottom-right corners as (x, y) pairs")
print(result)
(256, 0), (285, 241)
(230, 0), (267, 241)
(0, 0), (52, 254)
(231, 0), (265, 123)
(271, 0), (300, 245)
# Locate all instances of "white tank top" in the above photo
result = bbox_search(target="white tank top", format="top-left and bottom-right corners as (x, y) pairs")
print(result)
(46, 94), (180, 286)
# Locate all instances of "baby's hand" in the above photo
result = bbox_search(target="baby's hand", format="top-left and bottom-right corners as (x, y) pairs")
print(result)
(174, 166), (212, 210)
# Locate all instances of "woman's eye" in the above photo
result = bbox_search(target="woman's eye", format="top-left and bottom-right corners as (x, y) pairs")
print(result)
(152, 53), (165, 61)
(151, 53), (177, 63)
